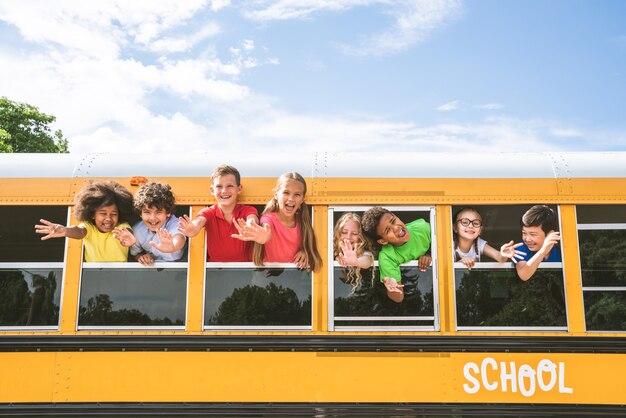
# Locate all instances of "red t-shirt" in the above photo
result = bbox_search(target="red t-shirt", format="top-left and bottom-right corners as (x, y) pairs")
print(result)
(197, 204), (258, 262)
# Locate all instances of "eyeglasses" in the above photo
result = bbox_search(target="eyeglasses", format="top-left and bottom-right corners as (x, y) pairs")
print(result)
(457, 218), (482, 228)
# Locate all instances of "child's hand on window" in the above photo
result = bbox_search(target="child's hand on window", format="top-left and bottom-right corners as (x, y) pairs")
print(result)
(293, 250), (310, 270)
(137, 253), (154, 266)
(417, 255), (432, 272)
(460, 257), (476, 270)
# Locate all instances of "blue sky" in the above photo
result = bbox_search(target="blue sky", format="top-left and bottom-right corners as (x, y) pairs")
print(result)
(0, 0), (624, 154)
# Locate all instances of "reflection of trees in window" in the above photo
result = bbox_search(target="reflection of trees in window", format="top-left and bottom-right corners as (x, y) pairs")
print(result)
(584, 293), (626, 331)
(78, 294), (183, 326)
(456, 270), (566, 327)
(209, 283), (311, 326)
(335, 267), (433, 317)
(0, 270), (58, 326)
(579, 230), (626, 286)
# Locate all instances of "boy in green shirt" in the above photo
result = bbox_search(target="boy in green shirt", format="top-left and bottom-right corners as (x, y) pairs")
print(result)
(362, 207), (431, 303)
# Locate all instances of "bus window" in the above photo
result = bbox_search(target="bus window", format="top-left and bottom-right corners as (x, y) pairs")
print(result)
(77, 264), (187, 329)
(328, 207), (438, 331)
(76, 206), (191, 329)
(577, 205), (626, 332)
(204, 265), (312, 329)
(0, 206), (66, 329)
(453, 205), (567, 330)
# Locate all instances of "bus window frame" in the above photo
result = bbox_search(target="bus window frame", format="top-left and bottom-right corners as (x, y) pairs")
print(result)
(77, 261), (189, 331)
(0, 206), (70, 331)
(577, 215), (626, 333)
(203, 262), (314, 331)
(451, 205), (568, 332)
(327, 205), (439, 332)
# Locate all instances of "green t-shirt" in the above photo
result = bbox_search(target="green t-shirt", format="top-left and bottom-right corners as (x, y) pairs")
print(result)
(378, 219), (431, 283)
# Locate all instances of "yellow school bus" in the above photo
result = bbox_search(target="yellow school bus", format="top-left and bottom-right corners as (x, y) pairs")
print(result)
(0, 152), (625, 416)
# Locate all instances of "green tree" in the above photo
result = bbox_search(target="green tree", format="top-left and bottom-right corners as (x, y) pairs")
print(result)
(0, 97), (68, 153)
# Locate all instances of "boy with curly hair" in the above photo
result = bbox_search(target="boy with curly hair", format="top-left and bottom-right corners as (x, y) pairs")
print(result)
(115, 181), (187, 265)
(35, 180), (134, 262)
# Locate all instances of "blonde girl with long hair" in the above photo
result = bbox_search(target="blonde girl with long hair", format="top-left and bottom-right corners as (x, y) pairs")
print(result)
(333, 212), (374, 293)
(233, 172), (322, 271)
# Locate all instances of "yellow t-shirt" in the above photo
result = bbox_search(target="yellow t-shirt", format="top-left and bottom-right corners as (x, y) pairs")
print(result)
(79, 222), (130, 262)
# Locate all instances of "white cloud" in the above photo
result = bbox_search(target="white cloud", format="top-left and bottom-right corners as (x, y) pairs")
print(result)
(478, 103), (503, 110)
(551, 128), (584, 138)
(243, 0), (462, 56)
(436, 100), (460, 111)
(149, 23), (220, 53)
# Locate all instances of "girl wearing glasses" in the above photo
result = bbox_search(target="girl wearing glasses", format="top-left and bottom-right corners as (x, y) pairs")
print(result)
(453, 207), (517, 270)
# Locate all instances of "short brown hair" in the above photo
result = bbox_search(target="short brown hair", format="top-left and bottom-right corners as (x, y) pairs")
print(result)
(211, 165), (241, 185)
(521, 205), (558, 233)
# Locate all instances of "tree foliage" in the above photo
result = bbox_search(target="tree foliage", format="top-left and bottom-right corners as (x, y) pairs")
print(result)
(0, 97), (68, 153)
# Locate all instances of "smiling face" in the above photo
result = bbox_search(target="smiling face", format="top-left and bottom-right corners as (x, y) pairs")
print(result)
(210, 174), (241, 209)
(340, 219), (361, 245)
(275, 178), (305, 221)
(521, 225), (549, 252)
(93, 204), (119, 233)
(376, 212), (410, 246)
(140, 205), (170, 232)
(454, 209), (483, 241)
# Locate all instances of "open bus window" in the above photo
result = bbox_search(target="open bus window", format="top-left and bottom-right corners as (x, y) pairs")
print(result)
(452, 205), (566, 330)
(577, 205), (626, 331)
(204, 265), (312, 330)
(77, 264), (187, 329)
(0, 206), (65, 329)
(328, 207), (438, 331)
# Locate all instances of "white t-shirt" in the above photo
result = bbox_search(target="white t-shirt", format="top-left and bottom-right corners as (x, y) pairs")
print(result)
(454, 237), (487, 261)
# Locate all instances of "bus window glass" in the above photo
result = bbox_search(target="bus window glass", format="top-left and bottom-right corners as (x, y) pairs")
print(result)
(577, 205), (626, 331)
(204, 266), (311, 329)
(329, 207), (437, 331)
(453, 205), (567, 330)
(0, 206), (66, 329)
(78, 265), (187, 328)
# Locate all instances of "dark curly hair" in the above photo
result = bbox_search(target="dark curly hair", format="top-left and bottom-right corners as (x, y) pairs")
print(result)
(133, 181), (176, 213)
(361, 206), (391, 250)
(73, 180), (134, 224)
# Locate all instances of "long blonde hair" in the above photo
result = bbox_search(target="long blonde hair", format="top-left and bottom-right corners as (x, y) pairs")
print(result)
(253, 172), (322, 271)
(333, 212), (373, 293)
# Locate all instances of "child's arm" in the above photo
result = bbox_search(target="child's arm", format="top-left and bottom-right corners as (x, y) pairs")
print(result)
(337, 239), (373, 269)
(35, 219), (86, 240)
(231, 218), (271, 244)
(514, 232), (560, 281)
(500, 241), (526, 263)
(379, 253), (405, 303)
(483, 242), (523, 263)
(417, 254), (431, 272)
(177, 214), (205, 238)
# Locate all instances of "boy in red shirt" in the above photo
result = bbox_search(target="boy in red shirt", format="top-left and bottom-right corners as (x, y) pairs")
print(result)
(178, 165), (259, 261)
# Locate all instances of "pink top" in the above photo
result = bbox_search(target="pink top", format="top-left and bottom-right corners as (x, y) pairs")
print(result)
(260, 212), (301, 263)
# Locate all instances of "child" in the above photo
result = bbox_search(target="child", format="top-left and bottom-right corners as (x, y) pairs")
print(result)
(232, 172), (322, 271)
(114, 181), (187, 265)
(500, 205), (561, 281)
(361, 207), (431, 303)
(453, 207), (520, 270)
(333, 212), (374, 293)
(35, 180), (134, 262)
(177, 165), (259, 262)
